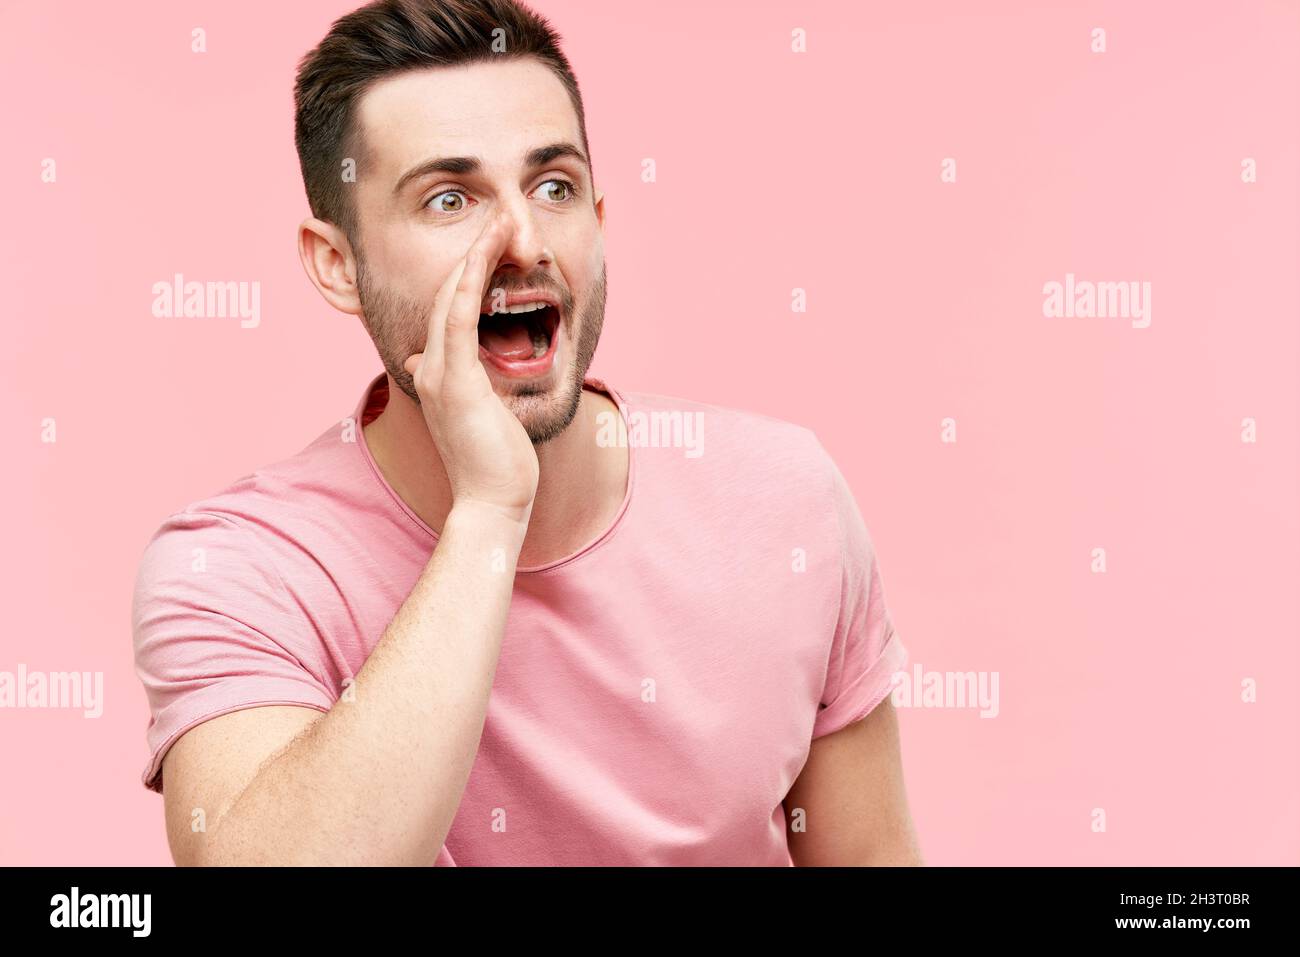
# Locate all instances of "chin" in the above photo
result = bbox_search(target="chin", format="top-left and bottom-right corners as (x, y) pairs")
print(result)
(500, 370), (585, 446)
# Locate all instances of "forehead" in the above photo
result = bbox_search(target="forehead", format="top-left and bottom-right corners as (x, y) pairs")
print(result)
(354, 58), (581, 179)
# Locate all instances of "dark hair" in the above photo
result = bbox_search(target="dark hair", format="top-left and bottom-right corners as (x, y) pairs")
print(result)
(293, 0), (590, 245)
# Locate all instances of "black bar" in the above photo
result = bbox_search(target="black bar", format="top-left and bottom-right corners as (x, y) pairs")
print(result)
(0, 865), (1287, 942)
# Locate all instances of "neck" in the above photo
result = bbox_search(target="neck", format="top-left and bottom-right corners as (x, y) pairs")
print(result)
(362, 373), (627, 568)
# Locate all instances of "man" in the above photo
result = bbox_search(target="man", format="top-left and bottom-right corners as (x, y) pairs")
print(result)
(131, 0), (922, 866)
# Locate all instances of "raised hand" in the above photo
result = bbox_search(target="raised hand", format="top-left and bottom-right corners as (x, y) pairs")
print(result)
(403, 212), (539, 524)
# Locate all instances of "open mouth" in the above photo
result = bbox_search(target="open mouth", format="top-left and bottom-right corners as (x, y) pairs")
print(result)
(477, 303), (560, 363)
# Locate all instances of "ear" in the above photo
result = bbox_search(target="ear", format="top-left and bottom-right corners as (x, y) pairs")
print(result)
(298, 217), (362, 315)
(593, 188), (606, 234)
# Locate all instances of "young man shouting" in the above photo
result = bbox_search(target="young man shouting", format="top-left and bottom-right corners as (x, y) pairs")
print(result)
(131, 0), (921, 866)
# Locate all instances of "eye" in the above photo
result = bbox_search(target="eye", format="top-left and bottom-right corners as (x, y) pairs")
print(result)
(534, 178), (579, 204)
(426, 188), (470, 214)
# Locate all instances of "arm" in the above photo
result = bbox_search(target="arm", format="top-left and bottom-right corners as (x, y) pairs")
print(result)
(163, 211), (533, 866)
(165, 502), (528, 866)
(783, 698), (923, 866)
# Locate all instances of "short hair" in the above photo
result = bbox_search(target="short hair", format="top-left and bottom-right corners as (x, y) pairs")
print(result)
(293, 0), (591, 245)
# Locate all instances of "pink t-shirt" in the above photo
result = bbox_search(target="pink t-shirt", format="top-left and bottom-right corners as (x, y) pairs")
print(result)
(131, 372), (907, 866)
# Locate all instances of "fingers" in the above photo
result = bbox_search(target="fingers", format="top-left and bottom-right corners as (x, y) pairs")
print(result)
(411, 256), (468, 385)
(444, 212), (517, 378)
(404, 258), (466, 382)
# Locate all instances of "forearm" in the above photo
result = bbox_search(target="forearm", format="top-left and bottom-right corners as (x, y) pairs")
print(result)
(204, 502), (528, 865)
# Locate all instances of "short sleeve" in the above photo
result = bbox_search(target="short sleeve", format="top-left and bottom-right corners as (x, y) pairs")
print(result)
(811, 452), (908, 739)
(131, 511), (337, 793)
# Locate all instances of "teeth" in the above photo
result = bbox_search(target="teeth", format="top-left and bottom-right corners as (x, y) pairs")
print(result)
(486, 301), (550, 315)
(529, 318), (550, 358)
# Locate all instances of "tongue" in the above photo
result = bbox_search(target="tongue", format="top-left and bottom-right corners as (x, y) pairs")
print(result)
(478, 317), (534, 360)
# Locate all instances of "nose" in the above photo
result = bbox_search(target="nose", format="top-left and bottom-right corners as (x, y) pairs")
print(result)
(490, 196), (553, 278)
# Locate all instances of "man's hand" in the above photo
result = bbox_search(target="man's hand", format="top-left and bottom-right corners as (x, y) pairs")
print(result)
(403, 211), (539, 524)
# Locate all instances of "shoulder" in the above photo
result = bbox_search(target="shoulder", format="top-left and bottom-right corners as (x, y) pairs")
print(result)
(132, 422), (360, 596)
(614, 386), (832, 474)
(609, 385), (843, 522)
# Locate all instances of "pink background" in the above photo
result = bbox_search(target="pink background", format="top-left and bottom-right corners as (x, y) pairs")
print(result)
(1, 0), (1297, 864)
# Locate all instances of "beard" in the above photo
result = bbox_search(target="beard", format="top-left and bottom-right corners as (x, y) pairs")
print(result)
(355, 254), (607, 446)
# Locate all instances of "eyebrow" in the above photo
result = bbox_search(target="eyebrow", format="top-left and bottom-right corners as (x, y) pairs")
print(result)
(392, 141), (589, 196)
